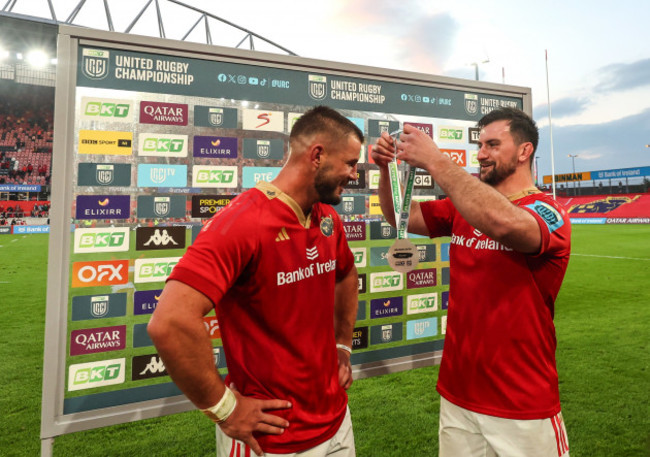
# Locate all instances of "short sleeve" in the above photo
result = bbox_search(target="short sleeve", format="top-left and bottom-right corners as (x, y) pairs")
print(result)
(521, 198), (571, 257)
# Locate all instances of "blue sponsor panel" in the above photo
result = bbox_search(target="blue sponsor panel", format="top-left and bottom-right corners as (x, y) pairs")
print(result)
(370, 296), (403, 319)
(441, 267), (450, 286)
(406, 317), (438, 340)
(0, 184), (41, 192)
(76, 195), (130, 220)
(346, 117), (365, 134)
(132, 323), (153, 348)
(133, 289), (163, 315)
(12, 225), (50, 234)
(441, 243), (450, 262)
(0, 226), (12, 235)
(242, 167), (281, 188)
(72, 293), (127, 321)
(370, 246), (389, 267)
(356, 300), (367, 321)
(571, 218), (606, 224)
(441, 290), (449, 310)
(137, 164), (187, 188)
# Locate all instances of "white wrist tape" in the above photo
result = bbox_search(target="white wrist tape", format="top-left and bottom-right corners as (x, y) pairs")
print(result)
(336, 343), (352, 354)
(200, 386), (237, 424)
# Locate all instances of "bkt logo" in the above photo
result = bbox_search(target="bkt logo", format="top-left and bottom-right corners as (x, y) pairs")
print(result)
(370, 271), (403, 293)
(134, 257), (181, 283)
(139, 134), (187, 157)
(439, 127), (464, 141)
(72, 260), (129, 288)
(192, 166), (238, 188)
(351, 247), (367, 268)
(74, 227), (130, 253)
(407, 293), (438, 315)
(68, 358), (125, 392)
(83, 97), (132, 120)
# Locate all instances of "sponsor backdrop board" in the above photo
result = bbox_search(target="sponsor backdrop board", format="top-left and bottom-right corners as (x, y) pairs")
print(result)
(42, 26), (530, 443)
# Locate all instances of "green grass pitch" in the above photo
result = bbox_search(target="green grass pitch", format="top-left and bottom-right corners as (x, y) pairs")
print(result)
(0, 224), (648, 456)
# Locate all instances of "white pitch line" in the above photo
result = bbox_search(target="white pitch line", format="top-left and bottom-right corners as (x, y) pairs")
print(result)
(571, 253), (650, 261)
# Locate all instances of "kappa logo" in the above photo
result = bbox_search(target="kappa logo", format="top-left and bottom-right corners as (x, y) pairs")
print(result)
(144, 229), (178, 246)
(308, 74), (327, 100)
(81, 48), (109, 80)
(306, 246), (319, 260)
(275, 227), (290, 242)
(131, 353), (168, 381)
(135, 227), (186, 251)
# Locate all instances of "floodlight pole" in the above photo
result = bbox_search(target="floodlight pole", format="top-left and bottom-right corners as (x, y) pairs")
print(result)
(568, 154), (579, 196)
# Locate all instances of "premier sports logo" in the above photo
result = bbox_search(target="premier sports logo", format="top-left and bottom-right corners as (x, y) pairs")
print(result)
(77, 163), (131, 187)
(73, 227), (130, 253)
(133, 289), (162, 315)
(136, 226), (186, 251)
(81, 97), (132, 121)
(138, 134), (188, 157)
(370, 271), (403, 293)
(370, 296), (403, 318)
(68, 358), (125, 391)
(72, 260), (129, 288)
(352, 326), (368, 349)
(407, 317), (438, 340)
(134, 257), (181, 284)
(193, 136), (238, 159)
(81, 48), (109, 80)
(308, 75), (327, 100)
(139, 101), (188, 126)
(70, 325), (126, 356)
(192, 165), (238, 188)
(191, 195), (236, 218)
(407, 293), (438, 315)
(78, 130), (133, 155)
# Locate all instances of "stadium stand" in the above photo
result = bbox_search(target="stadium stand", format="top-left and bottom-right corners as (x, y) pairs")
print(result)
(0, 80), (54, 187)
(556, 193), (650, 219)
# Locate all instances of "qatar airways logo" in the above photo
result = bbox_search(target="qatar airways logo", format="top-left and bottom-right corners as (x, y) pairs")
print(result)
(140, 101), (188, 126)
(70, 325), (126, 356)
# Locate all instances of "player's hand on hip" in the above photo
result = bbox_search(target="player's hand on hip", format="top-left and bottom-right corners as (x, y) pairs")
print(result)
(219, 385), (292, 457)
(337, 348), (353, 390)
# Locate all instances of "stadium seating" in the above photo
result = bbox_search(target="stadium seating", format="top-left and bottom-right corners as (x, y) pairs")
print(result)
(556, 193), (650, 219)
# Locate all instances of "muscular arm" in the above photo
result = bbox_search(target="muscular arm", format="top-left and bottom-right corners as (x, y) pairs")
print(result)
(334, 265), (358, 389)
(148, 280), (290, 456)
(391, 125), (542, 253)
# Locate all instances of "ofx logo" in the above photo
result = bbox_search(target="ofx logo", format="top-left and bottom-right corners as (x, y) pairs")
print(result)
(74, 227), (130, 253)
(136, 226), (186, 251)
(140, 101), (188, 126)
(72, 260), (129, 288)
(68, 358), (125, 391)
(138, 133), (188, 157)
(440, 149), (467, 167)
(134, 257), (181, 283)
(78, 130), (133, 155)
(81, 97), (132, 121)
(192, 165), (238, 188)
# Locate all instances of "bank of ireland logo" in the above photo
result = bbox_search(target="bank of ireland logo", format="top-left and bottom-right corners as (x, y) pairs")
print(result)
(309, 75), (327, 100)
(464, 94), (479, 115)
(81, 48), (109, 80)
(154, 197), (170, 217)
(96, 164), (114, 185)
(209, 108), (223, 126)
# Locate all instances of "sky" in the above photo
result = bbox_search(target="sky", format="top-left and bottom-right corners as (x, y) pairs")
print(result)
(5, 0), (650, 181)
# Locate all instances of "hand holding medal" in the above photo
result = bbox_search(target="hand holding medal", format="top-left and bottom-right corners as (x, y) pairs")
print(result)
(386, 129), (419, 273)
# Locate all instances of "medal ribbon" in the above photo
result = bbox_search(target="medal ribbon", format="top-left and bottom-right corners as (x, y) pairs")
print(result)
(387, 129), (417, 239)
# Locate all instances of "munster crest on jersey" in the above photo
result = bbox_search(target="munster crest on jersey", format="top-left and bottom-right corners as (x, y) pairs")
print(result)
(320, 215), (333, 237)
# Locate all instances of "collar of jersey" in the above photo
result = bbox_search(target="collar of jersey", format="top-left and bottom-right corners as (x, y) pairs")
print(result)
(506, 186), (542, 202)
(255, 181), (312, 228)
